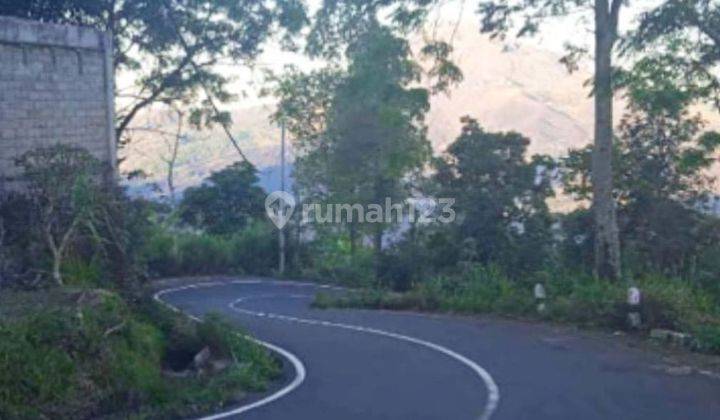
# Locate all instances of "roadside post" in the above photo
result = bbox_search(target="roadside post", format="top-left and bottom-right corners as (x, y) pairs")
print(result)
(534, 283), (547, 314)
(627, 286), (641, 329)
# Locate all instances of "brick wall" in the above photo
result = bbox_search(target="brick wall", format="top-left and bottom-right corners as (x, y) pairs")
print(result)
(0, 16), (116, 187)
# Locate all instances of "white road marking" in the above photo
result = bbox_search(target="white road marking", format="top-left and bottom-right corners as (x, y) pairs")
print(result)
(229, 285), (501, 420)
(155, 279), (501, 420)
(154, 282), (307, 420)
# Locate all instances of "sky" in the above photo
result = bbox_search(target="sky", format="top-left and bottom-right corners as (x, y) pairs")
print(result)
(116, 0), (660, 112)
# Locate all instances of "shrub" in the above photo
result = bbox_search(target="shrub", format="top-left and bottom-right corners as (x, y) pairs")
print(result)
(229, 221), (277, 275)
(176, 234), (236, 275)
(314, 263), (720, 354)
(142, 221), (277, 278)
(0, 288), (282, 418)
(301, 233), (374, 286)
(0, 290), (166, 418)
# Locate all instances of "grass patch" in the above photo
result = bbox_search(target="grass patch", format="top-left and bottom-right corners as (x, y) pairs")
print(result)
(0, 288), (281, 419)
(314, 265), (720, 355)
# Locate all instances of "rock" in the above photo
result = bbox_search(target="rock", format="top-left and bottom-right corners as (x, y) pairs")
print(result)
(650, 329), (692, 346)
(665, 366), (693, 376)
(192, 346), (212, 370)
(210, 358), (232, 373)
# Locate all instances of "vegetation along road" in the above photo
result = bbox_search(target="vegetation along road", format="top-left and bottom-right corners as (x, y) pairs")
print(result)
(157, 279), (720, 420)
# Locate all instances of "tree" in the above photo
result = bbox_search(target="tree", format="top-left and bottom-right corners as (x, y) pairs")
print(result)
(631, 1), (720, 110)
(15, 145), (106, 285)
(325, 26), (433, 279)
(272, 24), (433, 280)
(269, 66), (342, 204)
(126, 104), (190, 204)
(179, 161), (265, 235)
(0, 0), (308, 147)
(329, 25), (432, 274)
(561, 89), (720, 275)
(309, 0), (625, 278)
(434, 116), (555, 274)
(475, 0), (624, 279)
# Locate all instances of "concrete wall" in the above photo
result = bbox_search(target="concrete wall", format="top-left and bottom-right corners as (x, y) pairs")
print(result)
(0, 16), (116, 187)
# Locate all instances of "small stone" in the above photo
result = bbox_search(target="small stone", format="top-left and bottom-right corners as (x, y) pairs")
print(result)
(665, 366), (693, 376)
(210, 358), (232, 373)
(192, 346), (212, 370)
(649, 329), (692, 346)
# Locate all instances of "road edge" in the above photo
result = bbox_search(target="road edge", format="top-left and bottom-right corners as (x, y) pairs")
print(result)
(153, 281), (307, 420)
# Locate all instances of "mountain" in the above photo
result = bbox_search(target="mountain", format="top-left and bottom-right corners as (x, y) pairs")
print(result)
(120, 24), (719, 203)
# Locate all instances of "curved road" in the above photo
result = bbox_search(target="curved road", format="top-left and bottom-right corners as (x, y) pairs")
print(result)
(158, 279), (720, 420)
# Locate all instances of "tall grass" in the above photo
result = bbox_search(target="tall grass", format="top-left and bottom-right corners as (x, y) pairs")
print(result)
(142, 221), (277, 278)
(315, 264), (720, 354)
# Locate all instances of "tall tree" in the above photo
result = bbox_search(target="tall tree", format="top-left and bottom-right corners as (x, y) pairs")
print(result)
(562, 78), (720, 275)
(273, 24), (433, 279)
(476, 0), (624, 279)
(327, 25), (432, 278)
(179, 161), (265, 235)
(1, 0), (308, 148)
(309, 0), (626, 279)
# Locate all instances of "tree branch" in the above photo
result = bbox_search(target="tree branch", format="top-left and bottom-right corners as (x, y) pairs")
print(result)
(160, 0), (250, 163)
(115, 51), (197, 141)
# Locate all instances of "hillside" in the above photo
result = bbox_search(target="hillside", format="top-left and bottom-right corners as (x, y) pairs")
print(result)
(120, 26), (718, 201)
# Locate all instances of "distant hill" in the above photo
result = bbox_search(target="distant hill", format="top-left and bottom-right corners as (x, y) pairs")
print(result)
(120, 24), (718, 204)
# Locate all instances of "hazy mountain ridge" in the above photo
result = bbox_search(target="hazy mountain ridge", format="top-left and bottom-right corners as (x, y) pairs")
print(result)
(121, 28), (719, 200)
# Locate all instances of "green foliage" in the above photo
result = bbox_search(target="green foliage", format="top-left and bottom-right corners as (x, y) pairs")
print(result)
(0, 289), (281, 419)
(631, 1), (720, 110)
(422, 265), (535, 315)
(561, 97), (720, 276)
(61, 256), (103, 287)
(0, 290), (165, 418)
(197, 315), (281, 389)
(0, 0), (309, 143)
(13, 145), (112, 285)
(179, 161), (265, 235)
(142, 221), (277, 278)
(316, 264), (720, 354)
(432, 117), (555, 274)
(300, 233), (374, 287)
(275, 24), (434, 280)
(3, 145), (152, 289)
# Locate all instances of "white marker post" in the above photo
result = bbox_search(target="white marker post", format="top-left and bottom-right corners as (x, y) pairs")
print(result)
(534, 283), (547, 314)
(627, 286), (641, 329)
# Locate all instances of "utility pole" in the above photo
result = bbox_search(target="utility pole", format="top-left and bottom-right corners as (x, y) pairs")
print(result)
(278, 117), (286, 276)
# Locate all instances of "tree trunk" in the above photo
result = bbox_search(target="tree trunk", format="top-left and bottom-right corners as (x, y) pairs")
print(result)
(592, 0), (622, 280)
(51, 250), (63, 286)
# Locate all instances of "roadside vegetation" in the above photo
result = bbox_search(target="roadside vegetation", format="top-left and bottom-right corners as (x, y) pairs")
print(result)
(0, 289), (279, 419)
(3, 1), (720, 417)
(0, 146), (280, 419)
(314, 267), (720, 354)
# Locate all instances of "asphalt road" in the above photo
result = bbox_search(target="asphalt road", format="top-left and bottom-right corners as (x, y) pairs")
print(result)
(158, 279), (720, 420)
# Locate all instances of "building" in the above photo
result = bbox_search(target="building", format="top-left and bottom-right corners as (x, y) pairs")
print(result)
(0, 16), (116, 189)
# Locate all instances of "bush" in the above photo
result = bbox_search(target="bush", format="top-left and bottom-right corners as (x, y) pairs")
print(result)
(142, 221), (277, 278)
(300, 233), (374, 286)
(0, 290), (166, 418)
(177, 234), (236, 275)
(0, 288), (282, 419)
(545, 278), (625, 328)
(229, 221), (278, 275)
(315, 263), (720, 354)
